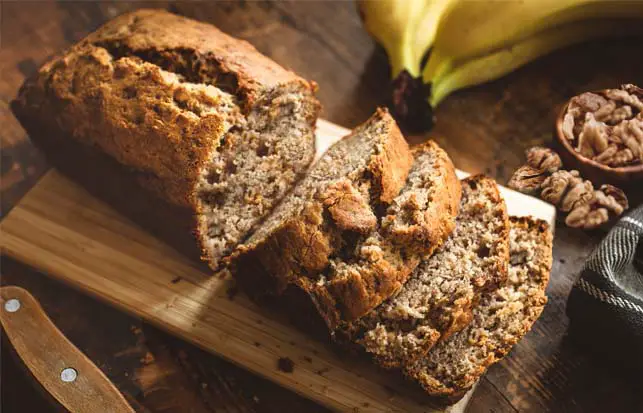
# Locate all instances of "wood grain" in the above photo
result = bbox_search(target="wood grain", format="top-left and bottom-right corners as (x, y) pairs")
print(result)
(0, 120), (552, 412)
(0, 285), (135, 413)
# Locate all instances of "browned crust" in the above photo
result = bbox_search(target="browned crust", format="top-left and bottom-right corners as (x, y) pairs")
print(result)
(314, 143), (460, 329)
(370, 112), (415, 203)
(409, 216), (553, 404)
(12, 9), (320, 268)
(233, 116), (462, 332)
(232, 109), (413, 297)
(14, 9), (318, 208)
(10, 113), (208, 266)
(306, 243), (422, 330)
(345, 175), (508, 370)
(83, 9), (316, 109)
(382, 141), (461, 255)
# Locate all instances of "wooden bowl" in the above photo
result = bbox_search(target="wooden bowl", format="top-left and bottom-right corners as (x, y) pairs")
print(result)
(554, 93), (643, 187)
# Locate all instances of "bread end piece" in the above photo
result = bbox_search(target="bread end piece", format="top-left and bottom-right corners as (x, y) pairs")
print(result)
(405, 215), (552, 404)
(12, 8), (321, 270)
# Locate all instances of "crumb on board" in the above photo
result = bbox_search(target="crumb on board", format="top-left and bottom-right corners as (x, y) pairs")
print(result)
(316, 367), (330, 376)
(277, 357), (295, 373)
(226, 283), (239, 300)
(140, 352), (155, 365)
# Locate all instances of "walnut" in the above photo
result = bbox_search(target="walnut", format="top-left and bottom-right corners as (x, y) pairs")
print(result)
(593, 100), (618, 122)
(563, 84), (642, 167)
(622, 84), (643, 102)
(560, 180), (594, 212)
(562, 113), (575, 142)
(593, 144), (634, 167)
(509, 137), (631, 231)
(612, 117), (643, 161)
(595, 103), (632, 125)
(566, 203), (609, 229)
(540, 170), (580, 205)
(568, 92), (608, 115)
(596, 184), (629, 215)
(604, 87), (643, 111)
(577, 113), (609, 157)
(540, 170), (594, 212)
(563, 184), (628, 229)
(507, 165), (548, 195)
(525, 146), (561, 173)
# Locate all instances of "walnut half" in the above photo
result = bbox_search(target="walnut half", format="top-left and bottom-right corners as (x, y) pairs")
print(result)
(526, 146), (561, 173)
(563, 84), (643, 167)
(564, 184), (628, 229)
(507, 165), (548, 195)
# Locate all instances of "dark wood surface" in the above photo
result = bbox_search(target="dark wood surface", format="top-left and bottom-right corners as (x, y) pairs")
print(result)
(1, 2), (642, 412)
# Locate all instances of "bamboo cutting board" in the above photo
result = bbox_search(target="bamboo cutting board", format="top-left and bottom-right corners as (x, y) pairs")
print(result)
(1, 120), (555, 412)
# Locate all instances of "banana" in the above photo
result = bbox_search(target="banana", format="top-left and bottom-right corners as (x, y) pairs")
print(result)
(429, 18), (643, 107)
(357, 0), (426, 79)
(357, 0), (458, 79)
(424, 0), (643, 87)
(407, 0), (460, 76)
(358, 0), (643, 131)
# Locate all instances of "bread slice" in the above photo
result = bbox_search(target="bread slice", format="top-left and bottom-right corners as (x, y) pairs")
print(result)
(231, 109), (461, 330)
(12, 9), (320, 269)
(347, 176), (510, 369)
(405, 216), (552, 404)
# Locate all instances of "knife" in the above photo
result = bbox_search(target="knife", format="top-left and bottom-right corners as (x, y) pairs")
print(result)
(0, 285), (136, 413)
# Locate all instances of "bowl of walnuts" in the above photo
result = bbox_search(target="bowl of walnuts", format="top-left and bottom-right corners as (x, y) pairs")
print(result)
(555, 84), (643, 185)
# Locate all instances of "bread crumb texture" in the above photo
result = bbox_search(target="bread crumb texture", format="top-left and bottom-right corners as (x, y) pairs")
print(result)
(353, 176), (510, 368)
(14, 9), (321, 269)
(405, 216), (552, 402)
(232, 109), (461, 330)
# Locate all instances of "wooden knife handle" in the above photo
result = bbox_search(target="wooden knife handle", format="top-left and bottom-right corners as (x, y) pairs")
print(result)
(0, 285), (136, 413)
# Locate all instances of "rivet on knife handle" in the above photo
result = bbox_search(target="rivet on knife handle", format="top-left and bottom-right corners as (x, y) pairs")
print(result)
(0, 286), (136, 413)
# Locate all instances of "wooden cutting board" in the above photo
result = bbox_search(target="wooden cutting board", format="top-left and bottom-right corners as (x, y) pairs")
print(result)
(0, 120), (555, 413)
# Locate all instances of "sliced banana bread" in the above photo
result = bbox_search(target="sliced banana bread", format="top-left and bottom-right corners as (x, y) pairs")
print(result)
(12, 9), (320, 269)
(231, 109), (460, 330)
(348, 176), (510, 369)
(405, 216), (552, 404)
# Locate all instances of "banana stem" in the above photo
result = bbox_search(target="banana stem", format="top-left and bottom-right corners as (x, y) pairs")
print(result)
(429, 19), (643, 108)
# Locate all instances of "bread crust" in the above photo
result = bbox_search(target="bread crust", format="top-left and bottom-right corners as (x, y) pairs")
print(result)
(233, 112), (461, 331)
(12, 9), (320, 268)
(232, 109), (413, 293)
(382, 142), (462, 255)
(345, 175), (508, 369)
(14, 9), (318, 207)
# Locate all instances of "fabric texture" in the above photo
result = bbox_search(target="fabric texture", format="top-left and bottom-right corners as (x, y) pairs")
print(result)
(567, 205), (643, 371)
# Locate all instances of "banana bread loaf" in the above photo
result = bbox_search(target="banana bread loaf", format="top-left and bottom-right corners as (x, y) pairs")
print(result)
(345, 175), (510, 369)
(231, 109), (461, 330)
(12, 9), (321, 269)
(404, 216), (552, 404)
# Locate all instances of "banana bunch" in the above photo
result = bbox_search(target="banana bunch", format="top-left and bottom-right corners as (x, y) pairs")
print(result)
(358, 0), (643, 131)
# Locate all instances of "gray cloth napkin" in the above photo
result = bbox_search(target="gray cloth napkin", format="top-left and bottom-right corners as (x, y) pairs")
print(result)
(566, 205), (643, 371)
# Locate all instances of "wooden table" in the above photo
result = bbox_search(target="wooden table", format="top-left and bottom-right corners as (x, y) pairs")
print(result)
(1, 2), (642, 412)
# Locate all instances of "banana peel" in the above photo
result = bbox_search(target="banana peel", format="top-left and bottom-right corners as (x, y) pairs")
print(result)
(428, 19), (643, 108)
(357, 0), (456, 132)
